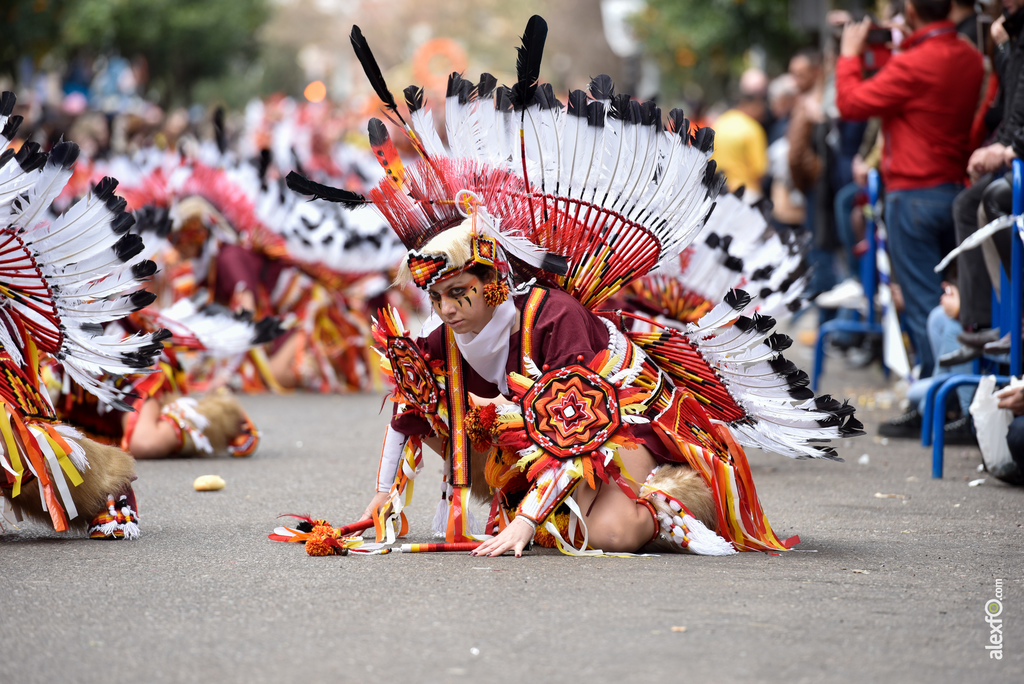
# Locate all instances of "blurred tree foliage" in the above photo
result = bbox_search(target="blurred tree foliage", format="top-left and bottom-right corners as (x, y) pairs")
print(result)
(1, 0), (277, 105)
(634, 0), (810, 103)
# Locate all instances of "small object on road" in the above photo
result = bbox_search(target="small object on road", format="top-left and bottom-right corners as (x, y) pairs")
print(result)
(671, 626), (687, 632)
(874, 492), (905, 499)
(968, 478), (986, 487)
(470, 647), (480, 656)
(851, 569), (869, 574)
(193, 474), (225, 491)
(858, 454), (870, 465)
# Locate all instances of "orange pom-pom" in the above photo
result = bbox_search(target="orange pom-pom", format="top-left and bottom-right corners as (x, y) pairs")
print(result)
(305, 525), (344, 556)
(482, 281), (509, 307)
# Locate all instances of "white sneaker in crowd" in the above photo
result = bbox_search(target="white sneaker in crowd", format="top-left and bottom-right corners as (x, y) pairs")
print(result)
(814, 278), (868, 313)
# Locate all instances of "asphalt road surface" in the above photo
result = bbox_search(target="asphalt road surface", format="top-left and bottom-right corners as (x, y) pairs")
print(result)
(2, 350), (1021, 683)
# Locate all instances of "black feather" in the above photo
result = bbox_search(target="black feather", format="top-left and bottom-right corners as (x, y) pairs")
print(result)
(447, 73), (473, 104)
(787, 298), (803, 313)
(588, 74), (614, 101)
(367, 118), (389, 147)
(788, 386), (815, 400)
(785, 370), (810, 388)
(702, 160), (719, 188)
(253, 317), (286, 345)
(733, 315), (754, 333)
(15, 142), (46, 172)
(751, 312), (776, 333)
(765, 331), (794, 352)
(93, 176), (119, 202)
(258, 149), (272, 186)
(639, 101), (659, 126)
(724, 288), (750, 311)
(152, 328), (173, 343)
(213, 107), (227, 155)
(841, 416), (865, 435)
(769, 356), (797, 376)
(404, 85), (425, 113)
(704, 232), (720, 249)
(667, 108), (690, 137)
(0, 91), (15, 118)
(113, 233), (145, 262)
(724, 255), (743, 272)
(495, 86), (514, 113)
(567, 90), (588, 118)
(131, 260), (158, 280)
(0, 148), (14, 169)
(128, 289), (157, 310)
(759, 287), (773, 300)
(627, 99), (642, 124)
(1, 114), (22, 141)
(103, 192), (127, 215)
(477, 73), (498, 99)
(350, 25), (400, 115)
(586, 101), (605, 127)
(813, 395), (842, 413)
(110, 210), (135, 235)
(510, 15), (548, 112)
(609, 94), (631, 121)
(734, 185), (746, 200)
(80, 322), (104, 336)
(285, 172), (368, 209)
(533, 83), (560, 109)
(694, 126), (715, 153)
(49, 140), (79, 170)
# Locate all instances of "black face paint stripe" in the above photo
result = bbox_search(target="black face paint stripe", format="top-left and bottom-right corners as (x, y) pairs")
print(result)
(462, 296), (471, 307)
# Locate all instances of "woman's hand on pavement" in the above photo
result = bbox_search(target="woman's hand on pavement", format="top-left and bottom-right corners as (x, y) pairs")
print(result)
(470, 516), (535, 558)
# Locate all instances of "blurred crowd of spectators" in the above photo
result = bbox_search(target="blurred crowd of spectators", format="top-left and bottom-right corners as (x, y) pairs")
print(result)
(709, 0), (1024, 484)
(1, 53), (371, 177)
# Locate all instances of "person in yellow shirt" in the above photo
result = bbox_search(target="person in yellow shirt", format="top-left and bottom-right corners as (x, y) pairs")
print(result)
(712, 70), (768, 200)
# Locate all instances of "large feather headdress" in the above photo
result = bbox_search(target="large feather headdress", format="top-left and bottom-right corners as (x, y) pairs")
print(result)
(288, 15), (722, 305)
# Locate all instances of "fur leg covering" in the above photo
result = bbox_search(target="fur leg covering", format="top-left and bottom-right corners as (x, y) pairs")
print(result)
(8, 436), (137, 533)
(162, 390), (257, 457)
(639, 464), (737, 556)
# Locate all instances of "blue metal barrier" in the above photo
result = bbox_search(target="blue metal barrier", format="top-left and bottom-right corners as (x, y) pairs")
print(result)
(811, 169), (886, 392)
(928, 158), (1024, 478)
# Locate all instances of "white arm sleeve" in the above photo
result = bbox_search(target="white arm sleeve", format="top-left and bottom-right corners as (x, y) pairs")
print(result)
(376, 426), (407, 493)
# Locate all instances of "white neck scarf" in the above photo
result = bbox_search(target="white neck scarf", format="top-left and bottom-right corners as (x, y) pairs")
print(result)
(454, 297), (516, 394)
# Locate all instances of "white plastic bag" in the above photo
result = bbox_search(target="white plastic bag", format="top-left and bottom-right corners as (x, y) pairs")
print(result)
(968, 375), (1019, 478)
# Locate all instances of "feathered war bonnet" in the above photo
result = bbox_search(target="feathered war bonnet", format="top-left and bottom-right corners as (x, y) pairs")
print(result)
(286, 15), (722, 305)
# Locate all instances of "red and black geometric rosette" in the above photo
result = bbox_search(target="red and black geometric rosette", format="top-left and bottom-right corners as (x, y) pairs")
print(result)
(521, 364), (621, 460)
(386, 337), (440, 414)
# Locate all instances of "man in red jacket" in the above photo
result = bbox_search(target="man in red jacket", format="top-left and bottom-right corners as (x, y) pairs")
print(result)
(835, 0), (983, 378)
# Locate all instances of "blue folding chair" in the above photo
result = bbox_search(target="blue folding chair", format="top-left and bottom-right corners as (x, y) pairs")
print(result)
(812, 169), (885, 392)
(924, 158), (1024, 478)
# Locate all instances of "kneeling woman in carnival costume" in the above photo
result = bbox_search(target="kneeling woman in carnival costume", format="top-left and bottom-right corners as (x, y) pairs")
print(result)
(285, 16), (861, 557)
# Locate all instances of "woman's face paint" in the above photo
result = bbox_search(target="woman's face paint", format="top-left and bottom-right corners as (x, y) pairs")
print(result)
(428, 273), (494, 334)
